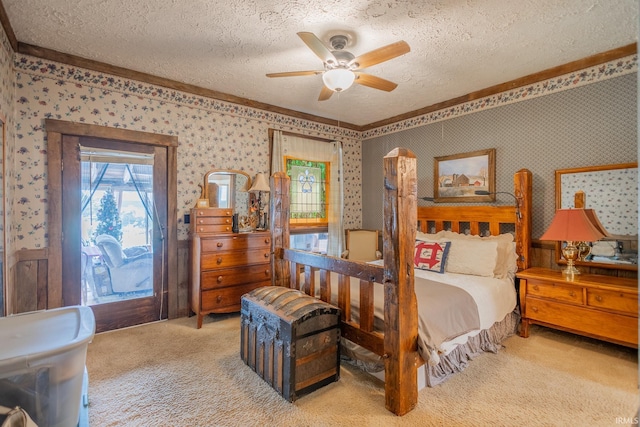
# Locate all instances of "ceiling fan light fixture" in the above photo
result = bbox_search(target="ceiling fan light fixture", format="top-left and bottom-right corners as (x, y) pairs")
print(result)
(322, 68), (355, 92)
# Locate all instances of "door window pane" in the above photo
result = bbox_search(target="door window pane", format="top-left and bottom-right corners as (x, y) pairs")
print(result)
(80, 149), (154, 306)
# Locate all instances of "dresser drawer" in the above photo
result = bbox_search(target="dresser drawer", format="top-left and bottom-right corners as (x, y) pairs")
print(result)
(195, 216), (233, 226)
(201, 281), (271, 312)
(194, 224), (233, 233)
(201, 264), (271, 290)
(201, 234), (271, 252)
(526, 280), (583, 305)
(202, 249), (270, 269)
(194, 208), (233, 217)
(587, 289), (638, 315)
(525, 296), (637, 346)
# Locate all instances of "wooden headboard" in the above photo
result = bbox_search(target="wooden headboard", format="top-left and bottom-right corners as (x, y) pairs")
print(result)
(416, 169), (532, 270)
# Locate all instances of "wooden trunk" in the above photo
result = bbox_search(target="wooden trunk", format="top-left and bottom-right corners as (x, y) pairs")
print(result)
(240, 286), (340, 402)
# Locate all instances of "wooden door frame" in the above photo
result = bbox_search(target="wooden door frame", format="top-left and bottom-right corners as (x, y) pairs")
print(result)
(0, 112), (5, 317)
(45, 119), (180, 318)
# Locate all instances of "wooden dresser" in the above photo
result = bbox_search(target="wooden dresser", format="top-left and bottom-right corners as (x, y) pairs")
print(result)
(190, 208), (271, 329)
(517, 267), (638, 348)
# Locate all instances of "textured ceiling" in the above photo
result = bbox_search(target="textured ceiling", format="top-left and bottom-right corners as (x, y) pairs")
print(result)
(4, 0), (638, 126)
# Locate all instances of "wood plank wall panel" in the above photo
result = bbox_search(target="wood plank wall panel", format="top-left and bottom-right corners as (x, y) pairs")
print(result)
(36, 260), (48, 310)
(11, 243), (192, 315)
(177, 239), (190, 317)
(14, 260), (39, 312)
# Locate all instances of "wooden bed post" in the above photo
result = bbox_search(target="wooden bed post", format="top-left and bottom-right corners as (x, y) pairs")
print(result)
(270, 172), (290, 288)
(382, 148), (418, 416)
(514, 169), (532, 270)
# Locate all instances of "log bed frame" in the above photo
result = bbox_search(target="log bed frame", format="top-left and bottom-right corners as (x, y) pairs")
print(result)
(269, 148), (532, 415)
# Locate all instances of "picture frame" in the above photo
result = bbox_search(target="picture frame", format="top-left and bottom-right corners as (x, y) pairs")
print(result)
(434, 148), (495, 202)
(196, 198), (209, 208)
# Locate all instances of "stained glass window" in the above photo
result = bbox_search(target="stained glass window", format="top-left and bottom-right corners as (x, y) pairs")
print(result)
(285, 157), (330, 225)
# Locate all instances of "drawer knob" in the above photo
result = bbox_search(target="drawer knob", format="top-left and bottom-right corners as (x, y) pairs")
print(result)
(217, 242), (223, 248)
(217, 276), (223, 283)
(265, 270), (270, 276)
(198, 219), (204, 224)
(532, 285), (539, 291)
(264, 238), (270, 244)
(225, 219), (230, 224)
(569, 291), (576, 297)
(216, 296), (223, 303)
(264, 252), (269, 258)
(225, 226), (230, 231)
(595, 295), (603, 302)
(531, 307), (538, 313)
(217, 257), (223, 264)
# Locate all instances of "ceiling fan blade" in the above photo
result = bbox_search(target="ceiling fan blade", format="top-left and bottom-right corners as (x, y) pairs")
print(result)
(354, 72), (398, 92)
(266, 70), (323, 78)
(350, 40), (410, 69)
(318, 85), (334, 101)
(297, 32), (337, 64)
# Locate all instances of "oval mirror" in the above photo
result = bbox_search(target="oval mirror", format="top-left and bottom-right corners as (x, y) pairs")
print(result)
(202, 169), (251, 209)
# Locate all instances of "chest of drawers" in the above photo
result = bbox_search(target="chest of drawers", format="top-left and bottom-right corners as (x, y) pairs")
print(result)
(190, 209), (271, 328)
(517, 267), (638, 347)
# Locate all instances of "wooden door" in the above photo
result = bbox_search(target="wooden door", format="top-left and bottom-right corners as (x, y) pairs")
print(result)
(61, 136), (168, 332)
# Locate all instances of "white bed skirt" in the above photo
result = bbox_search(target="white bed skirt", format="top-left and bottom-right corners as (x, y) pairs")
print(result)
(343, 309), (521, 389)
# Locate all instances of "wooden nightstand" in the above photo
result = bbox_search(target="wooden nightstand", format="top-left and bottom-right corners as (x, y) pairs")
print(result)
(516, 267), (638, 348)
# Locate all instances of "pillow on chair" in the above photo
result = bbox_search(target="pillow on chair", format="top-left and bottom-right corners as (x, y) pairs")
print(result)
(345, 230), (381, 262)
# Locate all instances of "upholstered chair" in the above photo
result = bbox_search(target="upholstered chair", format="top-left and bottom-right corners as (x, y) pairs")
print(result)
(94, 234), (153, 293)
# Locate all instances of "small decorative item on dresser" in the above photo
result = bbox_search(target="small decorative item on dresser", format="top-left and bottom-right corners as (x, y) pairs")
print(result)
(240, 286), (341, 402)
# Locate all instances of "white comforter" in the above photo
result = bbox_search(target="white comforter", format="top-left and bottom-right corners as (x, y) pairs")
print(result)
(414, 269), (516, 331)
(413, 269), (516, 361)
(319, 263), (517, 365)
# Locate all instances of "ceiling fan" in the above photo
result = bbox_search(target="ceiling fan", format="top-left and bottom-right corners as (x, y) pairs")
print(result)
(266, 32), (410, 101)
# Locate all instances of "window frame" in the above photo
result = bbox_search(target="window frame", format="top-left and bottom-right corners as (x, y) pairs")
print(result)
(285, 156), (330, 227)
(269, 129), (334, 234)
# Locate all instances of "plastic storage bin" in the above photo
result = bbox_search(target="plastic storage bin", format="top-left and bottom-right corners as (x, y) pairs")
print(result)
(0, 306), (95, 427)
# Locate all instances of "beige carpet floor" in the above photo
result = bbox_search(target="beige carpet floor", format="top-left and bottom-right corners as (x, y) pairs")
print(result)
(86, 314), (638, 427)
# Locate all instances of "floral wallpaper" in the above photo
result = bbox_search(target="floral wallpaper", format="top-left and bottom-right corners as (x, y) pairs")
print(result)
(4, 41), (637, 251)
(12, 55), (361, 249)
(0, 25), (13, 255)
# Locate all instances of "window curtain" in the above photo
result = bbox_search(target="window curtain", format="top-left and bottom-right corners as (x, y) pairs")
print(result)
(271, 130), (344, 257)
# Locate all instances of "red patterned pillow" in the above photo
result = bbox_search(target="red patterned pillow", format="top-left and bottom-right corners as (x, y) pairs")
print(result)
(414, 240), (451, 273)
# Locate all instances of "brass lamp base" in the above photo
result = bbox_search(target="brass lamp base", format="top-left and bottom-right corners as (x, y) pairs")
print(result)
(562, 241), (580, 278)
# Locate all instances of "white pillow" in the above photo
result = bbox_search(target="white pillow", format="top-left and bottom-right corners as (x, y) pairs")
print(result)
(445, 238), (499, 277)
(591, 241), (616, 257)
(437, 231), (516, 278)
